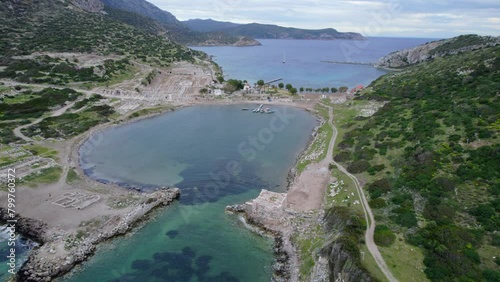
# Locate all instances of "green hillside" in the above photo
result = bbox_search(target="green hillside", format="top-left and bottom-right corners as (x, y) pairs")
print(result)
(0, 0), (199, 63)
(335, 45), (500, 281)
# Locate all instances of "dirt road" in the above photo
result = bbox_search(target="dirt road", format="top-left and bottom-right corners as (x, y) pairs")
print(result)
(13, 100), (78, 143)
(324, 103), (397, 282)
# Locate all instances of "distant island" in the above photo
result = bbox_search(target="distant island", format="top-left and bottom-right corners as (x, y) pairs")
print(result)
(182, 19), (366, 41)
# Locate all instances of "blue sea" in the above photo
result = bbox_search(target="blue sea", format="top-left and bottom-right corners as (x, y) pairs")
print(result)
(192, 37), (437, 88)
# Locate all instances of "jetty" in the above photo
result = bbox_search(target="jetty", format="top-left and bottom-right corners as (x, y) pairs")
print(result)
(252, 104), (275, 114)
(320, 60), (374, 66)
(253, 104), (264, 113)
(264, 78), (283, 84)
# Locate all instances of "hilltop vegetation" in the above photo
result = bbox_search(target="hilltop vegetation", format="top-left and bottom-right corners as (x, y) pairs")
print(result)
(99, 0), (260, 46)
(377, 34), (499, 68)
(0, 88), (81, 120)
(0, 0), (199, 64)
(335, 45), (500, 281)
(0, 56), (132, 85)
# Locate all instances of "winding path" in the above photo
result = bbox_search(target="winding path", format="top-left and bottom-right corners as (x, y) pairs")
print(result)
(13, 100), (78, 142)
(321, 103), (397, 282)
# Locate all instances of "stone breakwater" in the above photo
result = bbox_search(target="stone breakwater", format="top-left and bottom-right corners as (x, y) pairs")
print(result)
(1, 188), (179, 282)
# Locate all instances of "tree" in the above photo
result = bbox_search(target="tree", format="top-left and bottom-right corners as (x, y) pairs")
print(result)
(299, 87), (304, 92)
(289, 87), (298, 95)
(285, 83), (293, 90)
(216, 75), (224, 83)
(331, 87), (338, 93)
(278, 82), (284, 89)
(339, 86), (348, 93)
(257, 79), (264, 87)
(223, 79), (244, 93)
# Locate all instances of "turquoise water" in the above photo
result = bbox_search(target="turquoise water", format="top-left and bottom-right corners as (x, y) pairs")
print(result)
(0, 227), (37, 281)
(68, 104), (317, 281)
(192, 37), (437, 88)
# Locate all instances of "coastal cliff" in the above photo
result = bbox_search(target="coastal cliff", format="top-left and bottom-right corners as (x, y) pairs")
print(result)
(320, 207), (374, 282)
(376, 34), (500, 68)
(226, 191), (374, 282)
(2, 188), (180, 282)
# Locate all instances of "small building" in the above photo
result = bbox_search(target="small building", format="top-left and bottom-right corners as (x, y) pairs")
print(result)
(213, 89), (223, 96)
(350, 85), (364, 95)
(243, 82), (251, 91)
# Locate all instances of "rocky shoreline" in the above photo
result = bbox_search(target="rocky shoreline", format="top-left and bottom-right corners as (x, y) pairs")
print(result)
(225, 106), (326, 282)
(2, 188), (179, 282)
(285, 109), (325, 190)
(226, 190), (309, 282)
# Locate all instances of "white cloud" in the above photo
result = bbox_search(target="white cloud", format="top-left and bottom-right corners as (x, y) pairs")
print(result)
(148, 0), (500, 37)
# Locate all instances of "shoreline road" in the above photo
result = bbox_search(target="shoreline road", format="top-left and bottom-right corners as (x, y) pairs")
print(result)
(321, 103), (398, 282)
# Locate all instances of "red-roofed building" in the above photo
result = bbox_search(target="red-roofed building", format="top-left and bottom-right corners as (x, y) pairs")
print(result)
(350, 85), (364, 95)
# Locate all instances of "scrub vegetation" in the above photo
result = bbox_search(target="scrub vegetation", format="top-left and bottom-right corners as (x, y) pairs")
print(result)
(334, 45), (500, 281)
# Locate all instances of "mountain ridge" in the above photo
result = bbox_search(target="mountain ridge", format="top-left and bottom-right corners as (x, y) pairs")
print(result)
(97, 0), (260, 46)
(183, 18), (366, 40)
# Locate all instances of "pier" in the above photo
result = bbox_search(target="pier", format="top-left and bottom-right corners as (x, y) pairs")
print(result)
(320, 60), (374, 66)
(264, 78), (283, 84)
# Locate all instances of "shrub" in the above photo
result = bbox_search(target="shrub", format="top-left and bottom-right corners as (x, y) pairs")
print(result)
(391, 208), (418, 228)
(334, 151), (352, 162)
(347, 160), (370, 173)
(369, 198), (387, 209)
(483, 269), (500, 282)
(368, 164), (385, 175)
(374, 225), (396, 247)
(367, 178), (392, 198)
(492, 234), (500, 246)
(472, 204), (499, 232)
(448, 134), (461, 142)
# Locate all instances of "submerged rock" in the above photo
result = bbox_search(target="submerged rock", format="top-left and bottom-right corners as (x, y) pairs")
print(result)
(165, 230), (179, 238)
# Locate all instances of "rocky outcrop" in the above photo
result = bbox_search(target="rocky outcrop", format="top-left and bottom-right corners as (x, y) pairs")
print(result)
(377, 34), (500, 68)
(228, 191), (376, 282)
(376, 39), (446, 68)
(321, 207), (374, 282)
(322, 242), (373, 282)
(233, 36), (262, 47)
(70, 0), (104, 13)
(100, 0), (183, 28)
(0, 209), (48, 243)
(15, 188), (180, 282)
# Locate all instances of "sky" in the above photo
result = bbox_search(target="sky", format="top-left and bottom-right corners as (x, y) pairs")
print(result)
(148, 0), (500, 38)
